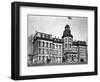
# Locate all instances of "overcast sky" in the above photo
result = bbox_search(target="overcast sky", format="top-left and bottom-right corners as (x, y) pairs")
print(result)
(27, 15), (88, 42)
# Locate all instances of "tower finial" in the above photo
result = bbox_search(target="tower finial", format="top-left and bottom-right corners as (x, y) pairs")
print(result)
(65, 24), (70, 29)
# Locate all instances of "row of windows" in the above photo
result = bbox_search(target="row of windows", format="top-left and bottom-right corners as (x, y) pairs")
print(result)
(38, 48), (62, 55)
(79, 46), (87, 49)
(53, 51), (62, 55)
(64, 38), (72, 42)
(79, 47), (87, 50)
(37, 33), (52, 39)
(52, 44), (61, 49)
(79, 48), (87, 51)
(72, 47), (78, 51)
(65, 44), (72, 48)
(38, 48), (52, 54)
(38, 41), (62, 49)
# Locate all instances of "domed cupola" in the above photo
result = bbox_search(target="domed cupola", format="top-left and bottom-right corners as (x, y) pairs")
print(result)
(62, 24), (73, 38)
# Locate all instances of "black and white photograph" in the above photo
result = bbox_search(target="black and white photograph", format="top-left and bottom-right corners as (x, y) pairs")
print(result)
(27, 15), (88, 66)
(11, 2), (97, 80)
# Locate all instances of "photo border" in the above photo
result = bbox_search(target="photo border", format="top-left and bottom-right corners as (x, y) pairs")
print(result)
(11, 1), (98, 80)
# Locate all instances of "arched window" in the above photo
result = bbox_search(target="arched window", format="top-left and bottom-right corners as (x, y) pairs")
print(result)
(48, 35), (50, 39)
(46, 42), (48, 47)
(53, 44), (55, 49)
(47, 49), (49, 54)
(69, 44), (71, 48)
(65, 44), (67, 48)
(69, 38), (72, 42)
(50, 43), (52, 48)
(43, 42), (45, 47)
(64, 38), (67, 42)
(38, 41), (41, 47)
(38, 48), (41, 54)
(41, 33), (43, 38)
(43, 49), (44, 54)
(59, 45), (61, 49)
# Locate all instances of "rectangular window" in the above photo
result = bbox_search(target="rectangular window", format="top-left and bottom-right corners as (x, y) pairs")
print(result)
(38, 41), (41, 47)
(46, 42), (48, 47)
(43, 42), (44, 47)
(56, 45), (58, 48)
(66, 38), (67, 42)
(64, 38), (67, 42)
(65, 44), (67, 48)
(69, 44), (71, 48)
(41, 33), (43, 38)
(43, 49), (44, 54)
(53, 44), (55, 49)
(50, 43), (52, 48)
(59, 45), (61, 49)
(38, 48), (41, 54)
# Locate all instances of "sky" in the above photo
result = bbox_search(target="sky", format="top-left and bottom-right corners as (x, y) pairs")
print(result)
(27, 15), (88, 42)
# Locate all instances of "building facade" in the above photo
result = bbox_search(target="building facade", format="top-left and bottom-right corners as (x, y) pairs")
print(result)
(28, 25), (87, 65)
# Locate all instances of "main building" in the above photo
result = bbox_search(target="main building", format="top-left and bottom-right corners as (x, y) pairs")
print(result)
(28, 25), (88, 65)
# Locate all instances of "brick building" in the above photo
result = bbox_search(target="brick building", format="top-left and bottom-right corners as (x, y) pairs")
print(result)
(28, 24), (87, 65)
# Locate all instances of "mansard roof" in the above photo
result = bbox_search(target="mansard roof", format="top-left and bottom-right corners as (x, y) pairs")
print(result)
(73, 41), (87, 46)
(33, 32), (63, 44)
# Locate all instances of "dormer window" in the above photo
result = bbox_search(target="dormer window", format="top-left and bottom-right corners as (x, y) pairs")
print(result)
(42, 34), (45, 38)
